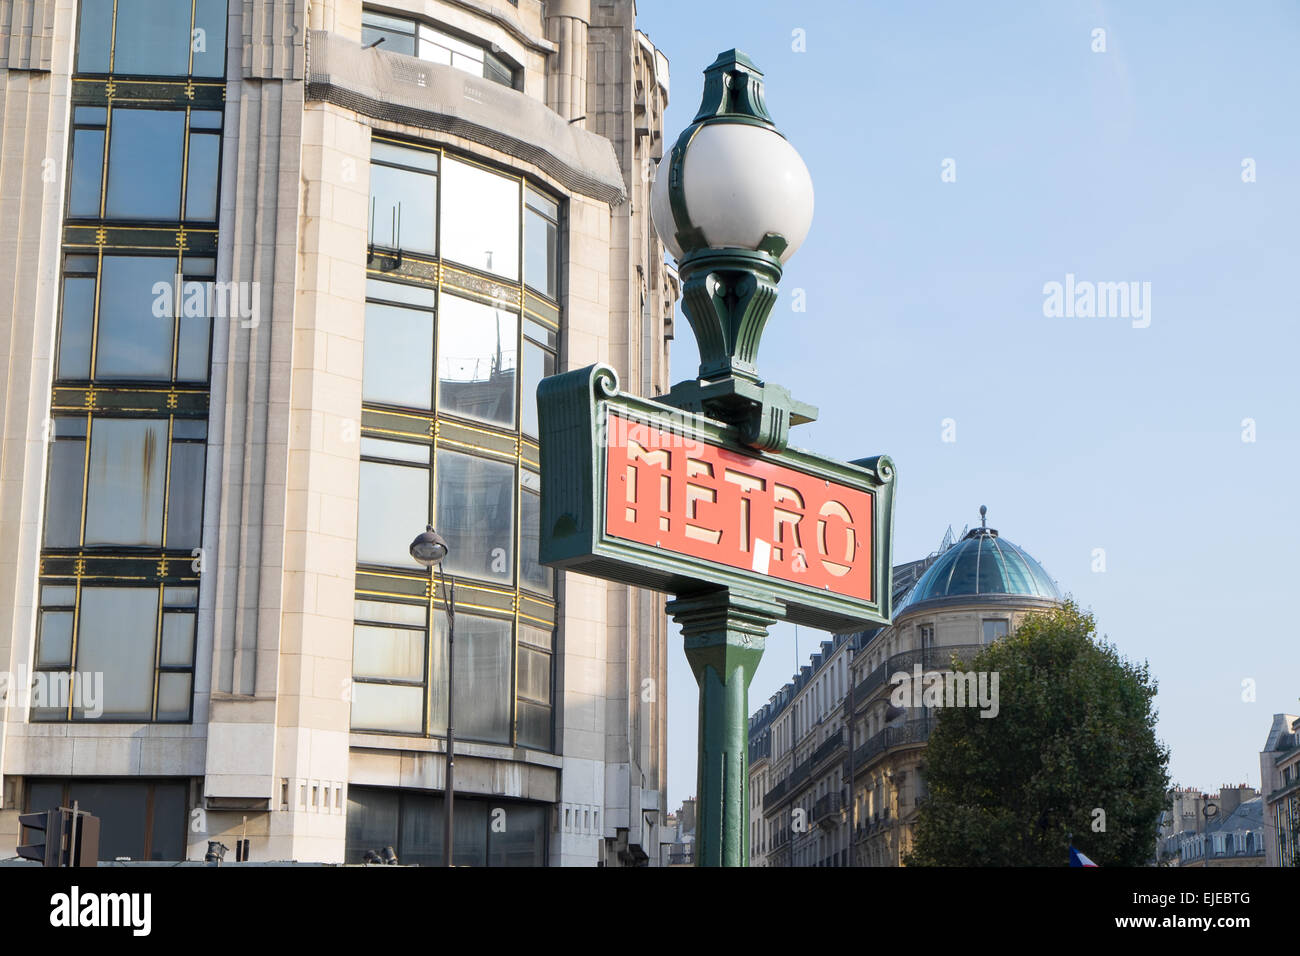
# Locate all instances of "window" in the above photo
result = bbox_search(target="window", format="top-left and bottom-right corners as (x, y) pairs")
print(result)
(516, 624), (553, 750)
(440, 156), (520, 280)
(437, 293), (517, 427)
(77, 0), (227, 78)
(345, 787), (547, 866)
(356, 441), (431, 568)
(369, 142), (438, 255)
(524, 187), (558, 299)
(981, 619), (1009, 644)
(32, 584), (198, 722)
(363, 281), (436, 408)
(24, 779), (188, 861)
(435, 449), (514, 585)
(43, 416), (207, 552)
(350, 600), (523, 748)
(358, 142), (561, 752)
(75, 108), (223, 222)
(55, 252), (216, 385)
(361, 10), (517, 88)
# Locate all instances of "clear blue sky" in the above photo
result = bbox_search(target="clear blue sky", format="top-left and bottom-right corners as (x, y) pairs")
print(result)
(632, 0), (1300, 811)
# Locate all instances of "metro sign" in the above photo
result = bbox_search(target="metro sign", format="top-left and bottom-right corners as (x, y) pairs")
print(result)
(539, 364), (895, 632)
(605, 412), (873, 602)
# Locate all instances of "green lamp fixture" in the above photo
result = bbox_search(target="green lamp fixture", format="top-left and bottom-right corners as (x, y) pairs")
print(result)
(650, 50), (817, 451)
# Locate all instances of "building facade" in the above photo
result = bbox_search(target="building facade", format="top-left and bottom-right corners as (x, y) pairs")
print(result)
(1157, 785), (1266, 867)
(1260, 712), (1300, 868)
(749, 512), (1063, 866)
(0, 0), (678, 866)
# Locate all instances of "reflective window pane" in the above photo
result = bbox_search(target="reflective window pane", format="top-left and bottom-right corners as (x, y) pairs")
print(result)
(176, 310), (212, 382)
(435, 450), (513, 584)
(396, 791), (443, 866)
(57, 277), (95, 380)
(351, 682), (424, 734)
(359, 437), (430, 464)
(521, 339), (554, 439)
(43, 435), (86, 548)
(68, 129), (105, 218)
(160, 613), (195, 666)
(367, 277), (435, 308)
(357, 461), (428, 567)
(74, 587), (158, 720)
(515, 700), (552, 752)
(105, 110), (184, 219)
(353, 625), (425, 682)
(112, 0), (192, 76)
(520, 486), (551, 594)
(364, 302), (433, 408)
(437, 295), (517, 428)
(184, 133), (221, 221)
(524, 206), (557, 299)
(156, 673), (192, 721)
(148, 784), (188, 859)
(192, 0), (229, 77)
(165, 441), (205, 549)
(456, 617), (512, 744)
(517, 645), (550, 703)
(76, 0), (113, 72)
(355, 600), (427, 627)
(67, 782), (148, 859)
(95, 256), (175, 380)
(84, 419), (167, 547)
(346, 787), (401, 863)
(439, 157), (519, 280)
(487, 804), (547, 865)
(369, 161), (437, 255)
(37, 611), (75, 667)
(452, 799), (488, 866)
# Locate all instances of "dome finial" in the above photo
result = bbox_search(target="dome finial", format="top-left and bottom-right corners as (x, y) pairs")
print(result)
(979, 504), (987, 528)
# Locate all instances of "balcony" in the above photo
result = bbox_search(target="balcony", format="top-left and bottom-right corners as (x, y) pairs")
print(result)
(850, 644), (984, 711)
(844, 718), (934, 777)
(813, 792), (843, 829)
(666, 846), (694, 866)
(811, 729), (844, 768)
(763, 776), (789, 810)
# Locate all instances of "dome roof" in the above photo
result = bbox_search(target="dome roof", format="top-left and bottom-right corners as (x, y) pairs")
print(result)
(897, 509), (1060, 613)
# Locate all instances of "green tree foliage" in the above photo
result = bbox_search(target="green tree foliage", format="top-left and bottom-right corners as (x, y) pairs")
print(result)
(905, 601), (1169, 866)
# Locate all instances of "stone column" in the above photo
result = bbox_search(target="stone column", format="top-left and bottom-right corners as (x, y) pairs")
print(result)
(545, 0), (589, 126)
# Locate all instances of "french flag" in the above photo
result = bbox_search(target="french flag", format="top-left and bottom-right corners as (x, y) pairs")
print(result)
(1069, 846), (1099, 867)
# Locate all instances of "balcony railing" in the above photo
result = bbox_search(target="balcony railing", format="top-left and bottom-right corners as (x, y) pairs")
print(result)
(763, 776), (789, 809)
(666, 847), (694, 865)
(813, 792), (843, 828)
(811, 729), (844, 768)
(844, 718), (934, 776)
(851, 644), (984, 710)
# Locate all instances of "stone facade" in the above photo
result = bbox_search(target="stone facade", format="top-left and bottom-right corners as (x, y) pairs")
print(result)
(0, 0), (676, 866)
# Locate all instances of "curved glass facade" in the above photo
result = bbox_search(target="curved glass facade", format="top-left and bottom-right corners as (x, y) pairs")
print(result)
(351, 137), (559, 751)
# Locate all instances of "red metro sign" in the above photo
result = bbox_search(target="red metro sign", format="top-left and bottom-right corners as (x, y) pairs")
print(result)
(604, 412), (873, 602)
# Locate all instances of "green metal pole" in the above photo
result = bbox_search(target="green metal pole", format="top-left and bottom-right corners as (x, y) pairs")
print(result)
(668, 588), (781, 867)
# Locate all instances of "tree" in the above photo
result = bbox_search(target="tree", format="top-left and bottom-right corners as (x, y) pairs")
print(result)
(905, 600), (1169, 866)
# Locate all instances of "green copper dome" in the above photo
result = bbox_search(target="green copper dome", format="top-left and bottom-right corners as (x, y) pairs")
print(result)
(898, 509), (1059, 611)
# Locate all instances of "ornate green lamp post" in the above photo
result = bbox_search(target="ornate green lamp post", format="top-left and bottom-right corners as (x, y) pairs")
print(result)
(649, 51), (815, 866)
(537, 50), (895, 868)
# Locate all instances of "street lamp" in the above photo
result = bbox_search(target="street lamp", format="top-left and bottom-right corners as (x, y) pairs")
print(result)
(409, 525), (456, 868)
(649, 48), (815, 452)
(648, 50), (818, 866)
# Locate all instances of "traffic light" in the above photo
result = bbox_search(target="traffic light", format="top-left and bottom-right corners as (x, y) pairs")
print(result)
(16, 809), (63, 866)
(16, 807), (99, 867)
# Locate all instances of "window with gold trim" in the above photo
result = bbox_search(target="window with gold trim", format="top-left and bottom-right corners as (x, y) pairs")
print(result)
(353, 138), (559, 750)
